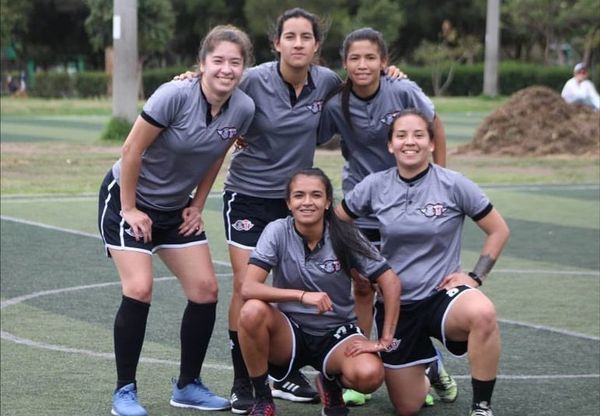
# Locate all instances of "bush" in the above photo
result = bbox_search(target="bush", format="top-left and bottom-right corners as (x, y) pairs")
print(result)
(75, 71), (109, 97)
(142, 66), (190, 97)
(31, 72), (75, 98)
(101, 117), (132, 142)
(397, 61), (580, 96)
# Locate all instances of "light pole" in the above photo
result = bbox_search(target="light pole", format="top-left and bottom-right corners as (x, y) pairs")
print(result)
(112, 0), (138, 122)
(483, 0), (500, 97)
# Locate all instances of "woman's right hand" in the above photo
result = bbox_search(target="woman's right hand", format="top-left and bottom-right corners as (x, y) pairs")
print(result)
(121, 208), (153, 243)
(301, 291), (333, 314)
(173, 71), (198, 81)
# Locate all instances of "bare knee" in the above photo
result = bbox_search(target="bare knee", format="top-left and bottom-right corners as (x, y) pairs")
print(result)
(472, 303), (498, 336)
(343, 358), (383, 392)
(123, 284), (153, 303)
(187, 277), (219, 303)
(239, 299), (270, 331)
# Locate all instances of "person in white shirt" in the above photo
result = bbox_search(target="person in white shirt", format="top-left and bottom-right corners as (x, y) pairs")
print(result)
(561, 62), (600, 110)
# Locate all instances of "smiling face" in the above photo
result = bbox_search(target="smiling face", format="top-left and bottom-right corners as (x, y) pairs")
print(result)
(388, 113), (434, 178)
(344, 39), (387, 96)
(286, 174), (331, 230)
(199, 40), (244, 98)
(274, 17), (319, 71)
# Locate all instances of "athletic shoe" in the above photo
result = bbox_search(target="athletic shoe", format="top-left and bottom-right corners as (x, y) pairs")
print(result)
(271, 369), (319, 402)
(427, 358), (458, 402)
(248, 398), (276, 416)
(111, 383), (148, 416)
(170, 378), (231, 411)
(470, 401), (494, 416)
(342, 389), (372, 406)
(422, 392), (435, 407)
(315, 374), (349, 416)
(231, 378), (254, 414)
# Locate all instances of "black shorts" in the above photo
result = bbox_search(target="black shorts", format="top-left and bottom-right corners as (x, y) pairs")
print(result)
(98, 170), (207, 257)
(222, 190), (289, 249)
(374, 285), (473, 368)
(358, 227), (381, 250)
(269, 315), (365, 381)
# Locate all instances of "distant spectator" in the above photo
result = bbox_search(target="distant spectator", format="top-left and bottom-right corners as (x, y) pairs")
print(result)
(561, 63), (600, 110)
(7, 75), (18, 95)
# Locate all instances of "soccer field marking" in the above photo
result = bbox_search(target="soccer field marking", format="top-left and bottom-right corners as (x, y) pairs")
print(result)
(2, 215), (597, 277)
(1, 215), (599, 379)
(1, 182), (598, 203)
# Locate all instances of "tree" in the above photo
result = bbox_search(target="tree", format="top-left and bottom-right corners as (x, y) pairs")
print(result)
(168, 0), (231, 66)
(502, 0), (600, 64)
(413, 21), (483, 96)
(0, 0), (32, 51)
(243, 0), (353, 66)
(353, 0), (404, 54)
(84, 0), (175, 96)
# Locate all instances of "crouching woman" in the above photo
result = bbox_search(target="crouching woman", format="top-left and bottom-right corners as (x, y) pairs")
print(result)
(238, 168), (401, 416)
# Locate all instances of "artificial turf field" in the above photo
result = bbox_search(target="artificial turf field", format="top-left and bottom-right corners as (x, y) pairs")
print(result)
(1, 112), (599, 415)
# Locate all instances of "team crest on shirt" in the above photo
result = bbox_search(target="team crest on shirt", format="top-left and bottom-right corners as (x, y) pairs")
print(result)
(217, 127), (239, 141)
(306, 100), (324, 114)
(380, 110), (402, 126)
(232, 219), (255, 231)
(419, 203), (447, 217)
(318, 259), (341, 273)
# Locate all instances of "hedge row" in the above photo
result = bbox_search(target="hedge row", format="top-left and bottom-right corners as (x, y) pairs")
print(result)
(29, 62), (599, 98)
(398, 62), (597, 96)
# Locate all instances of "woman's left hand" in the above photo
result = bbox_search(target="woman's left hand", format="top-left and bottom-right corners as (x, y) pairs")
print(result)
(179, 206), (204, 236)
(437, 271), (480, 290)
(384, 65), (407, 80)
(344, 338), (389, 357)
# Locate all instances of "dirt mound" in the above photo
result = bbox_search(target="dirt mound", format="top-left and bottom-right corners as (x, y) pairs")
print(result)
(457, 86), (600, 156)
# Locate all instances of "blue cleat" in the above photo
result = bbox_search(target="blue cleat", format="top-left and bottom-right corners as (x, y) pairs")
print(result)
(111, 383), (148, 416)
(170, 378), (231, 411)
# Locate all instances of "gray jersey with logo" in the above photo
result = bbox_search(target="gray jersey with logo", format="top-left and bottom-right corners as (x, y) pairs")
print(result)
(112, 79), (255, 211)
(224, 62), (341, 198)
(318, 79), (435, 229)
(249, 216), (391, 335)
(342, 164), (491, 302)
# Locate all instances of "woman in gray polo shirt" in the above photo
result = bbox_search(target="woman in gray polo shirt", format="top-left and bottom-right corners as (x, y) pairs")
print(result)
(318, 27), (452, 407)
(98, 26), (255, 416)
(237, 168), (401, 416)
(337, 109), (510, 416)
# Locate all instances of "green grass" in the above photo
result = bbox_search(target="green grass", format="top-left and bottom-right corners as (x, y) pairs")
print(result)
(1, 97), (599, 416)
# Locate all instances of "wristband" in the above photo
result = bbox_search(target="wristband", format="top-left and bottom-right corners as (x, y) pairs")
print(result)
(300, 291), (306, 304)
(468, 272), (483, 286)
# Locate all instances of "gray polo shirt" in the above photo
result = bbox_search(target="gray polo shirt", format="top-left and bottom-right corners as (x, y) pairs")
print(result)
(249, 216), (391, 335)
(342, 164), (492, 302)
(112, 79), (255, 211)
(224, 62), (341, 198)
(318, 78), (435, 229)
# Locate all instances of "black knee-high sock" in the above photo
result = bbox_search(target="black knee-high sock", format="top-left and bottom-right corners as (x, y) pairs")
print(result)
(229, 330), (250, 381)
(472, 377), (496, 406)
(178, 300), (217, 389)
(251, 372), (272, 400)
(114, 295), (150, 390)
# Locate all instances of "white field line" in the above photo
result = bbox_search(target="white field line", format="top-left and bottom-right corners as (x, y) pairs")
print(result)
(0, 215), (598, 380)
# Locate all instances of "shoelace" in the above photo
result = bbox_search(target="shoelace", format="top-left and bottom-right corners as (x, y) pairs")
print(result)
(250, 400), (274, 416)
(472, 409), (492, 416)
(117, 388), (137, 402)
(436, 372), (453, 388)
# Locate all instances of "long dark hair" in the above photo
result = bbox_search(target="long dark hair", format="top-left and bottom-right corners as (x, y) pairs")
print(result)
(339, 28), (388, 131)
(285, 168), (378, 277)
